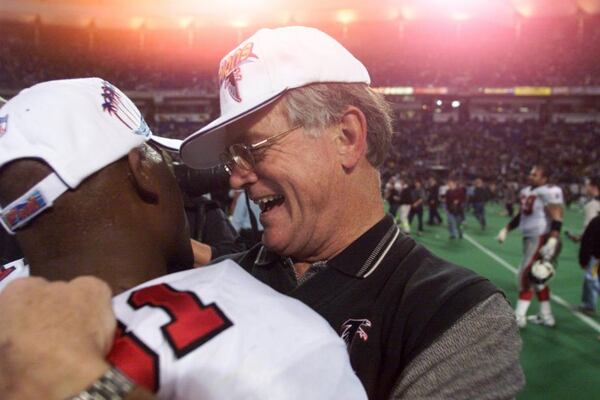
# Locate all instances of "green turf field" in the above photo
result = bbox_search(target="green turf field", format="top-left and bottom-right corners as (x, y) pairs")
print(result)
(402, 203), (599, 400)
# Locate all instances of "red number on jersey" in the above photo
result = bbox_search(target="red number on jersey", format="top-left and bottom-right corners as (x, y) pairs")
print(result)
(108, 283), (232, 392)
(522, 195), (536, 216)
(108, 323), (159, 391)
(0, 266), (16, 282)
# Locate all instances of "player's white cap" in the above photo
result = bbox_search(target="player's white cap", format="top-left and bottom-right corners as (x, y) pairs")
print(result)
(0, 77), (180, 234)
(180, 26), (370, 169)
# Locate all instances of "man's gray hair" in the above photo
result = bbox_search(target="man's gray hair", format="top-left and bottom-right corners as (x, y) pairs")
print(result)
(282, 83), (393, 168)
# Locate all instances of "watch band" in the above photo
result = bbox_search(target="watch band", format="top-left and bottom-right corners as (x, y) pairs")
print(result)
(68, 366), (135, 400)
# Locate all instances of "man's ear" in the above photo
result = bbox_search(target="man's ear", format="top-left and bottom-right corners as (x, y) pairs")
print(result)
(127, 147), (159, 203)
(335, 106), (368, 170)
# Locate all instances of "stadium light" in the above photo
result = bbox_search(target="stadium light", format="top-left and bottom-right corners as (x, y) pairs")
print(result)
(578, 0), (600, 14)
(513, 1), (533, 18)
(336, 9), (357, 25)
(401, 6), (417, 20)
(451, 12), (470, 21)
(178, 17), (194, 29)
(231, 18), (249, 28)
(128, 17), (146, 30)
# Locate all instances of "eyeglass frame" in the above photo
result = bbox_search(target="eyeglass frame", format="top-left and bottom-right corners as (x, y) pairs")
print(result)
(220, 124), (303, 174)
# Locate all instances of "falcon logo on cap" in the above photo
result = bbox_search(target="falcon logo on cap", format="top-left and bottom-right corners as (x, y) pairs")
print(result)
(218, 42), (258, 103)
(0, 115), (8, 137)
(100, 81), (150, 137)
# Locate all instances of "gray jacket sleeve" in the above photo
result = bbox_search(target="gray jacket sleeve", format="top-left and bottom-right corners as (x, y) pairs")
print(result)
(390, 293), (525, 399)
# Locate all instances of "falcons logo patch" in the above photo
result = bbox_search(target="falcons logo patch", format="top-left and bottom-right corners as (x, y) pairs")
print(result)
(340, 318), (372, 347)
(218, 42), (258, 103)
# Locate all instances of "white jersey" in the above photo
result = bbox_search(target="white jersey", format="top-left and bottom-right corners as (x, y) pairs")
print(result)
(109, 259), (366, 400)
(518, 184), (564, 237)
(0, 258), (29, 292)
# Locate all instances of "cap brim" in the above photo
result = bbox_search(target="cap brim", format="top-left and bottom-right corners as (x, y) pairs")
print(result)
(151, 135), (182, 152)
(180, 92), (284, 169)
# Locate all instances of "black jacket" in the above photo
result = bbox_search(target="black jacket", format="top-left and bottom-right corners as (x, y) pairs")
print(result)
(580, 215), (600, 267)
(214, 215), (500, 399)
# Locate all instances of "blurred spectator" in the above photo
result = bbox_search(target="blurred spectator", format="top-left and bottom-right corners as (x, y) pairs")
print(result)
(446, 178), (466, 239)
(503, 182), (518, 218)
(578, 215), (600, 315)
(384, 175), (403, 221)
(398, 179), (413, 234)
(408, 179), (426, 235)
(427, 176), (443, 225)
(471, 178), (492, 230)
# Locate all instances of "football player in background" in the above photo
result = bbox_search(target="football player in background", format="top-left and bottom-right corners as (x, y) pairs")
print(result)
(0, 78), (365, 400)
(497, 165), (564, 328)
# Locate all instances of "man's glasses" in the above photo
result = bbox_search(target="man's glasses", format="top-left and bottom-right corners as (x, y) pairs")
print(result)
(220, 125), (302, 174)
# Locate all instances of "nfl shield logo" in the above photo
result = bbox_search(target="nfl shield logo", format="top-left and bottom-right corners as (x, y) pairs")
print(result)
(0, 115), (7, 137)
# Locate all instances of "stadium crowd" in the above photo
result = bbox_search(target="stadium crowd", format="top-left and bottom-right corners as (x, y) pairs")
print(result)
(384, 120), (600, 188)
(3, 17), (600, 90)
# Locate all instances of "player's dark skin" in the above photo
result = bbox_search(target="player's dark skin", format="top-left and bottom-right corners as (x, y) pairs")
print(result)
(0, 144), (194, 295)
(0, 144), (193, 399)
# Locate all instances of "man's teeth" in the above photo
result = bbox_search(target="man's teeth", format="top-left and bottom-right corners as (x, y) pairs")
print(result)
(255, 195), (284, 212)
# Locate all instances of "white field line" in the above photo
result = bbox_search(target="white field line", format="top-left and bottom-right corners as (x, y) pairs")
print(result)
(463, 233), (600, 333)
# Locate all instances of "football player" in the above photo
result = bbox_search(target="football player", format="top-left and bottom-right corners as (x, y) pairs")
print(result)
(497, 165), (564, 328)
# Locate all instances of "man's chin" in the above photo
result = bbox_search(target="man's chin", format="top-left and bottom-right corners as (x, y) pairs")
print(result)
(262, 229), (292, 255)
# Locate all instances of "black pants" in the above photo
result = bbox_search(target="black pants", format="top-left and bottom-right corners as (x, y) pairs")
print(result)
(409, 207), (424, 231)
(428, 204), (443, 225)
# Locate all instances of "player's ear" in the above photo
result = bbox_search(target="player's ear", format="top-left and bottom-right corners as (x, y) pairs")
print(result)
(334, 106), (367, 171)
(127, 146), (159, 204)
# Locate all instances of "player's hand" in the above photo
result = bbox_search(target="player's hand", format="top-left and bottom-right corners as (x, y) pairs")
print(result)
(0, 276), (116, 399)
(540, 237), (559, 261)
(497, 227), (508, 243)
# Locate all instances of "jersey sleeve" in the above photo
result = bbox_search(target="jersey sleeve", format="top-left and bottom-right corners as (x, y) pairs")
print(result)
(542, 186), (564, 206)
(265, 339), (367, 400)
(0, 258), (30, 293)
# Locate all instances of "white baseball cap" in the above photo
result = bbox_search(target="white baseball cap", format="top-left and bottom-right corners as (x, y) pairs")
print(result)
(0, 77), (179, 234)
(180, 26), (370, 169)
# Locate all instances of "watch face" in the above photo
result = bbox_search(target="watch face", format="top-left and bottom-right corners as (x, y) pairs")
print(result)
(72, 367), (134, 400)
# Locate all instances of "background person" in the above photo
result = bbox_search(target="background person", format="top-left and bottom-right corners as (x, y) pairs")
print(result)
(497, 165), (564, 328)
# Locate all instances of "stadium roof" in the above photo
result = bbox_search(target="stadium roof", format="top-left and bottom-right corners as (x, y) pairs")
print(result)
(1, 0), (600, 29)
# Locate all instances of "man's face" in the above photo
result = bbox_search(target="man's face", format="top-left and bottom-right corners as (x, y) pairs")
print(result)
(528, 167), (546, 187)
(226, 101), (342, 259)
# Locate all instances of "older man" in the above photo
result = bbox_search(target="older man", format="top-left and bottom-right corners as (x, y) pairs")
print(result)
(180, 26), (524, 399)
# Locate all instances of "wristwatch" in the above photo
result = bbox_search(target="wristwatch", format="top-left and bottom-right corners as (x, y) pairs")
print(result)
(69, 366), (135, 400)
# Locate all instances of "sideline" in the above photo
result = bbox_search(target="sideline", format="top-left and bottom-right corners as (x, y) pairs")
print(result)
(463, 233), (600, 333)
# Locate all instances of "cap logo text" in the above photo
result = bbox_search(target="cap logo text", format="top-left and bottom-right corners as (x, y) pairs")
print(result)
(218, 42), (258, 103)
(1, 190), (47, 231)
